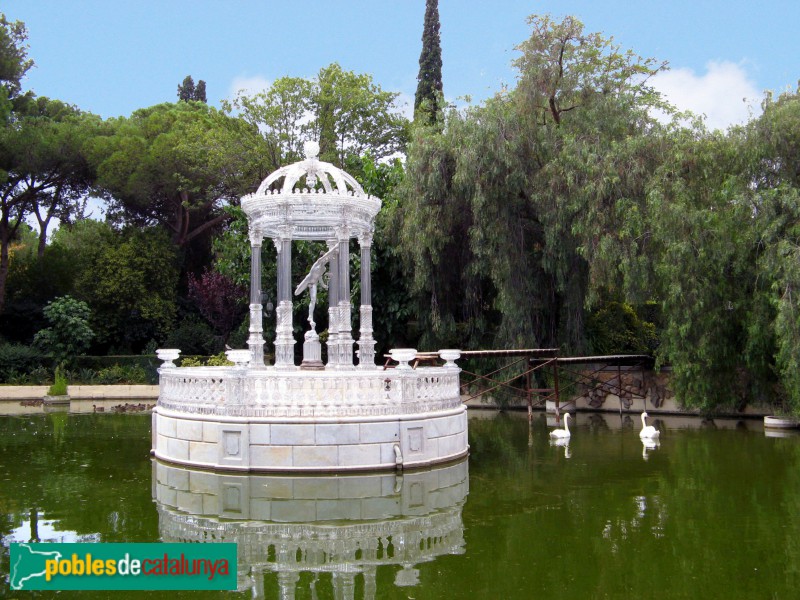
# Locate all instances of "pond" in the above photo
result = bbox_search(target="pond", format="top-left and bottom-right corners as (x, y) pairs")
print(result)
(1, 409), (799, 599)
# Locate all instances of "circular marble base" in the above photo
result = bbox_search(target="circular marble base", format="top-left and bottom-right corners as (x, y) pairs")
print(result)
(152, 366), (468, 472)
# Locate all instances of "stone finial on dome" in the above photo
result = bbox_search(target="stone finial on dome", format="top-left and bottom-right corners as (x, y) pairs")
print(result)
(303, 140), (320, 160)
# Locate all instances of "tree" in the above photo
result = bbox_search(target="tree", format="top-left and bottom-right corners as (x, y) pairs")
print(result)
(742, 88), (800, 412)
(194, 80), (206, 103)
(187, 268), (247, 344)
(397, 15), (667, 353)
(0, 13), (33, 122)
(0, 224), (78, 342)
(33, 295), (94, 365)
(513, 15), (665, 126)
(0, 99), (100, 313)
(414, 0), (443, 125)
(73, 227), (180, 353)
(224, 63), (408, 168)
(177, 75), (207, 103)
(91, 102), (267, 248)
(224, 76), (313, 169)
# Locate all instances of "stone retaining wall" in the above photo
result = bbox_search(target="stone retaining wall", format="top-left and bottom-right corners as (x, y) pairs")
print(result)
(0, 385), (159, 400)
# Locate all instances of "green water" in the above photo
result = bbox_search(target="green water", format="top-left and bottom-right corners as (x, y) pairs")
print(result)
(1, 410), (799, 599)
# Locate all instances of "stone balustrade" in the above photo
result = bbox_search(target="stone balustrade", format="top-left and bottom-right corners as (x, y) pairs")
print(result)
(153, 360), (469, 472)
(157, 366), (462, 419)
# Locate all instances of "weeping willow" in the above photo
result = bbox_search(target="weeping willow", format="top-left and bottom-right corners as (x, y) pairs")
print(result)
(397, 15), (666, 354)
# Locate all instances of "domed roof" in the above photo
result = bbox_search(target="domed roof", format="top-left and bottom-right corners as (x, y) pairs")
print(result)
(255, 141), (366, 197)
(241, 141), (381, 242)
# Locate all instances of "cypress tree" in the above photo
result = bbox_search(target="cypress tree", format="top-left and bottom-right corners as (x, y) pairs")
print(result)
(194, 80), (207, 103)
(177, 75), (207, 103)
(414, 0), (443, 125)
(177, 75), (195, 102)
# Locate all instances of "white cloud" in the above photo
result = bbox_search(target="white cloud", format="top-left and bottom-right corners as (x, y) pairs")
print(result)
(227, 75), (272, 101)
(650, 61), (762, 131)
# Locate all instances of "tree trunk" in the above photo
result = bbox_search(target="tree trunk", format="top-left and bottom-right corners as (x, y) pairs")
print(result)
(37, 226), (47, 258)
(0, 216), (11, 315)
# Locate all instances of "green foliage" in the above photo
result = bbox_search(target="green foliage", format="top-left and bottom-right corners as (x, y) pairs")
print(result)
(586, 301), (657, 355)
(73, 227), (179, 352)
(33, 295), (94, 365)
(3, 240), (80, 341)
(414, 0), (443, 125)
(178, 356), (203, 367)
(399, 15), (667, 353)
(0, 13), (33, 107)
(224, 63), (408, 168)
(205, 352), (233, 366)
(46, 365), (67, 396)
(0, 99), (102, 313)
(164, 316), (220, 355)
(0, 342), (48, 382)
(178, 352), (232, 367)
(177, 75), (206, 103)
(744, 90), (800, 412)
(92, 363), (148, 385)
(347, 154), (415, 353)
(91, 101), (267, 247)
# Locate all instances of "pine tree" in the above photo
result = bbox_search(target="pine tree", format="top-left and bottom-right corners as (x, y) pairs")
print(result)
(414, 0), (443, 125)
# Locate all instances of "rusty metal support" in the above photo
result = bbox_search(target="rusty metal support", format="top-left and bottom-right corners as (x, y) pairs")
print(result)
(526, 361), (533, 421)
(553, 356), (561, 413)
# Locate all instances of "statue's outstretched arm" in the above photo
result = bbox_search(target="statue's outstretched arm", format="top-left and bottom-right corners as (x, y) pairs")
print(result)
(294, 246), (338, 296)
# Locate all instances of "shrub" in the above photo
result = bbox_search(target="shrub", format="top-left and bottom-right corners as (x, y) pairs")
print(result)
(6, 366), (52, 385)
(164, 317), (221, 355)
(47, 366), (68, 396)
(178, 353), (233, 367)
(93, 364), (149, 385)
(586, 302), (659, 355)
(205, 352), (234, 366)
(0, 343), (49, 383)
(33, 296), (94, 365)
(178, 356), (204, 367)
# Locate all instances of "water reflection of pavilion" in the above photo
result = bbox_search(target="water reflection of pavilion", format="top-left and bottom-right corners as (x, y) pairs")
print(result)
(152, 459), (468, 599)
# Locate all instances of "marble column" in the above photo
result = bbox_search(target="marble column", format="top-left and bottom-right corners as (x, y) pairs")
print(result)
(274, 234), (296, 368)
(247, 231), (266, 367)
(325, 239), (339, 368)
(357, 232), (376, 368)
(276, 570), (298, 600)
(337, 228), (354, 368)
(363, 567), (377, 600)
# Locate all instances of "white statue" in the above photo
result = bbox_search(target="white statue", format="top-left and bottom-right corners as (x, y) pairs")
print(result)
(295, 246), (338, 329)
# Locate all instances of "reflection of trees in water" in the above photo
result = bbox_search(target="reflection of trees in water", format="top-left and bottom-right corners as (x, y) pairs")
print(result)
(586, 413), (611, 431)
(0, 414), (155, 543)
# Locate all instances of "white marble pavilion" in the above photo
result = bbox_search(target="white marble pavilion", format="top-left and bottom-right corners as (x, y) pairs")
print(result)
(152, 142), (468, 472)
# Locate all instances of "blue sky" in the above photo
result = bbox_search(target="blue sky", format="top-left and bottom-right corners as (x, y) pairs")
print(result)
(4, 0), (800, 131)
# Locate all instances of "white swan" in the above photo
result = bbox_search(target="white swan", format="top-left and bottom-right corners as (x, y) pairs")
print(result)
(549, 413), (571, 439)
(641, 437), (658, 460)
(639, 411), (660, 439)
(550, 435), (571, 458)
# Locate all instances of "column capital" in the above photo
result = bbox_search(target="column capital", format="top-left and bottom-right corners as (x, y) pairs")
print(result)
(248, 229), (263, 246)
(335, 225), (350, 242)
(278, 225), (294, 241)
(358, 231), (373, 248)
